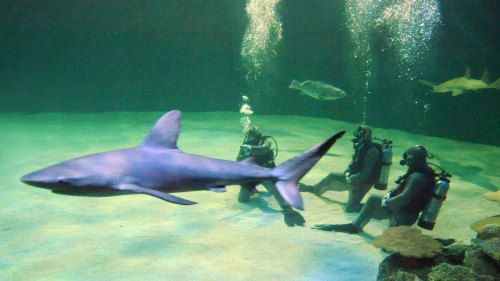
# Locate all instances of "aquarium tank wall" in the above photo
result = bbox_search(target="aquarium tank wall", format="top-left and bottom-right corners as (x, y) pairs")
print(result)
(1, 0), (499, 145)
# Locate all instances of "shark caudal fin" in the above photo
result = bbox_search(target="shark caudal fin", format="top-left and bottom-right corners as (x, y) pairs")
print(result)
(490, 77), (500, 89)
(271, 131), (346, 210)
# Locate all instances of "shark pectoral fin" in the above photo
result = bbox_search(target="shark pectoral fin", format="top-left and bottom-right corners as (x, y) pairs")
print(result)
(418, 80), (436, 88)
(115, 184), (197, 205)
(207, 186), (227, 192)
(452, 90), (464, 96)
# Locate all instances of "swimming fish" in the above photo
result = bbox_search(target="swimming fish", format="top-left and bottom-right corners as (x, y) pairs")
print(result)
(289, 80), (347, 101)
(20, 110), (346, 210)
(419, 67), (500, 96)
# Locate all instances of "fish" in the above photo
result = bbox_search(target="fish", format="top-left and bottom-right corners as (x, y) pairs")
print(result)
(20, 110), (346, 210)
(289, 80), (347, 100)
(419, 67), (500, 96)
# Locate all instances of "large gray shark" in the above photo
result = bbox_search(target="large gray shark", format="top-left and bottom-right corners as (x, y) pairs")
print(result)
(419, 67), (500, 96)
(21, 110), (345, 210)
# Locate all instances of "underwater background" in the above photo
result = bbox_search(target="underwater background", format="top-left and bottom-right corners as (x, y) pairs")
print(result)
(2, 1), (500, 280)
(1, 0), (499, 145)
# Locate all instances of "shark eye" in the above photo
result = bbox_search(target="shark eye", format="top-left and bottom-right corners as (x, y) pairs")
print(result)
(56, 177), (65, 184)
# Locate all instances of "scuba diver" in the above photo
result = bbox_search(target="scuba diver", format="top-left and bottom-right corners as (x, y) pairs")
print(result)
(312, 145), (438, 234)
(299, 125), (391, 212)
(236, 126), (305, 226)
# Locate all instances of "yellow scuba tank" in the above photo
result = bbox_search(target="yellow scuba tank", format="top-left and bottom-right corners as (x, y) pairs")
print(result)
(417, 170), (452, 230)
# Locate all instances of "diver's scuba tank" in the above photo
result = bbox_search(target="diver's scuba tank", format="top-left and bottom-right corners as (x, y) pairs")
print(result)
(374, 139), (393, 190)
(417, 169), (452, 230)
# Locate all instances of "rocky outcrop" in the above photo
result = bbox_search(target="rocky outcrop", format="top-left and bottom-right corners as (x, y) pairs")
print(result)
(377, 225), (500, 281)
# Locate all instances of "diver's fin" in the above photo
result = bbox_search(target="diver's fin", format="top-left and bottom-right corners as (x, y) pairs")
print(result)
(418, 80), (436, 88)
(452, 90), (464, 96)
(207, 186), (227, 192)
(480, 69), (490, 84)
(114, 184), (197, 205)
(465, 66), (471, 79)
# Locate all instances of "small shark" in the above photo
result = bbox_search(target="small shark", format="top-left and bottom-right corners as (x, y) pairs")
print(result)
(419, 67), (500, 96)
(21, 110), (345, 210)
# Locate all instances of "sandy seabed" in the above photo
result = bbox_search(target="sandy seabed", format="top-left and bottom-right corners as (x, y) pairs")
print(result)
(0, 111), (499, 281)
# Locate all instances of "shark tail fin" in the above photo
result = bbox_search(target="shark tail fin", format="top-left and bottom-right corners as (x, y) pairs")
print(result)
(489, 77), (500, 89)
(270, 131), (346, 210)
(418, 80), (436, 88)
(481, 69), (490, 84)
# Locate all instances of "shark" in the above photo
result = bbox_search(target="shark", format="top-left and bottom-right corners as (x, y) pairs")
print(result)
(20, 110), (345, 210)
(419, 67), (500, 96)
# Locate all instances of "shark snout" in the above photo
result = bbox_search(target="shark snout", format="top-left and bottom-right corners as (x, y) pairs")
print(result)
(20, 170), (60, 189)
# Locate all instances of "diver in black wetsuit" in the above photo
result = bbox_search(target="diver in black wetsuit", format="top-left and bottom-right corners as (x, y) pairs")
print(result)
(313, 145), (436, 233)
(299, 125), (381, 212)
(236, 126), (305, 226)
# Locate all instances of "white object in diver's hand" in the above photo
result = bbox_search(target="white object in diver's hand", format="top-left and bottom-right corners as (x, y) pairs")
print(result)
(345, 172), (352, 183)
(240, 144), (252, 156)
(382, 192), (392, 207)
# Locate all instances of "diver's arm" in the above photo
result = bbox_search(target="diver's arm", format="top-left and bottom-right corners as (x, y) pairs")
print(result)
(349, 148), (379, 185)
(249, 139), (272, 155)
(385, 172), (427, 210)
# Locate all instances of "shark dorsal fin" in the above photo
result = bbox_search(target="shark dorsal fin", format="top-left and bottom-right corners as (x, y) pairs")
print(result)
(141, 110), (181, 149)
(465, 66), (471, 79)
(481, 69), (490, 84)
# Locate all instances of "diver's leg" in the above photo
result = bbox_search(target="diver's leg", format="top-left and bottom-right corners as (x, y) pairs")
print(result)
(346, 184), (372, 213)
(262, 181), (305, 226)
(315, 173), (349, 195)
(313, 194), (391, 233)
(389, 211), (419, 228)
(237, 185), (253, 202)
(352, 194), (391, 231)
(262, 181), (286, 207)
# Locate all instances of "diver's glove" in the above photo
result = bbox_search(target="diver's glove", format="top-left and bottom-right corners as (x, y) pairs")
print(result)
(283, 205), (305, 227)
(382, 192), (392, 207)
(345, 172), (352, 184)
(240, 144), (252, 156)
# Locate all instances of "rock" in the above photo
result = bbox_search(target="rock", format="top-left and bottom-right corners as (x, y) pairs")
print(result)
(380, 271), (422, 281)
(477, 224), (500, 240)
(427, 263), (476, 281)
(377, 253), (434, 281)
(475, 238), (500, 266)
(441, 244), (468, 263)
(374, 226), (443, 258)
(464, 247), (500, 278)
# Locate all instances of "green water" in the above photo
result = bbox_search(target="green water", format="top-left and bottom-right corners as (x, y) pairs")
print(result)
(1, 1), (499, 280)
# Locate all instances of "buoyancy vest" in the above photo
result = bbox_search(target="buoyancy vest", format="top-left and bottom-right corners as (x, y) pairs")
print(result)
(392, 166), (436, 213)
(348, 142), (382, 184)
(237, 136), (275, 168)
